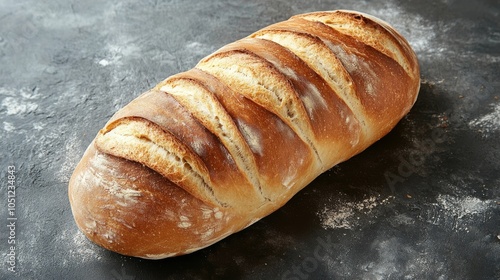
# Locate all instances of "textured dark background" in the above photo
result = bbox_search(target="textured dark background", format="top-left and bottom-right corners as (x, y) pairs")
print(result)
(1, 0), (499, 279)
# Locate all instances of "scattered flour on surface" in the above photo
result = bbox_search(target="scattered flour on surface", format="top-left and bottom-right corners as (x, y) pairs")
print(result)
(356, 236), (448, 280)
(435, 194), (492, 218)
(3, 121), (15, 132)
(57, 133), (82, 183)
(468, 103), (500, 137)
(33, 122), (45, 131)
(319, 195), (393, 230)
(60, 228), (102, 267)
(1, 96), (38, 115)
(0, 87), (41, 116)
(97, 42), (140, 67)
(426, 193), (497, 231)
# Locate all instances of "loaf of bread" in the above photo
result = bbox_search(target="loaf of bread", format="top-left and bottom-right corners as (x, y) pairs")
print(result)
(69, 10), (420, 259)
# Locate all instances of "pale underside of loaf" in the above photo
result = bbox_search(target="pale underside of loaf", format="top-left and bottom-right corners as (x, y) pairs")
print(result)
(69, 10), (420, 259)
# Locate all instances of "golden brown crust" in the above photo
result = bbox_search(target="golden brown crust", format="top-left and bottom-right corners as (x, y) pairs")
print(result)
(69, 10), (420, 259)
(294, 10), (419, 81)
(253, 16), (417, 142)
(220, 37), (363, 165)
(162, 69), (318, 201)
(69, 144), (249, 258)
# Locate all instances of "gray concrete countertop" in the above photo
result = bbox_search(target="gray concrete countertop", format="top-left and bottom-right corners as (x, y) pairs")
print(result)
(1, 0), (499, 279)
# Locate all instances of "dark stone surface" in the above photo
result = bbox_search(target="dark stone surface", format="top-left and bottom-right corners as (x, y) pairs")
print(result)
(1, 0), (499, 279)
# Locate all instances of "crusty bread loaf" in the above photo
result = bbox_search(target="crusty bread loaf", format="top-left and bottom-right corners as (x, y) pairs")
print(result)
(69, 10), (420, 259)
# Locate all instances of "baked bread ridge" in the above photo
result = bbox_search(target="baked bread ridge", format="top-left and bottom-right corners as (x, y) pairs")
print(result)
(69, 10), (420, 259)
